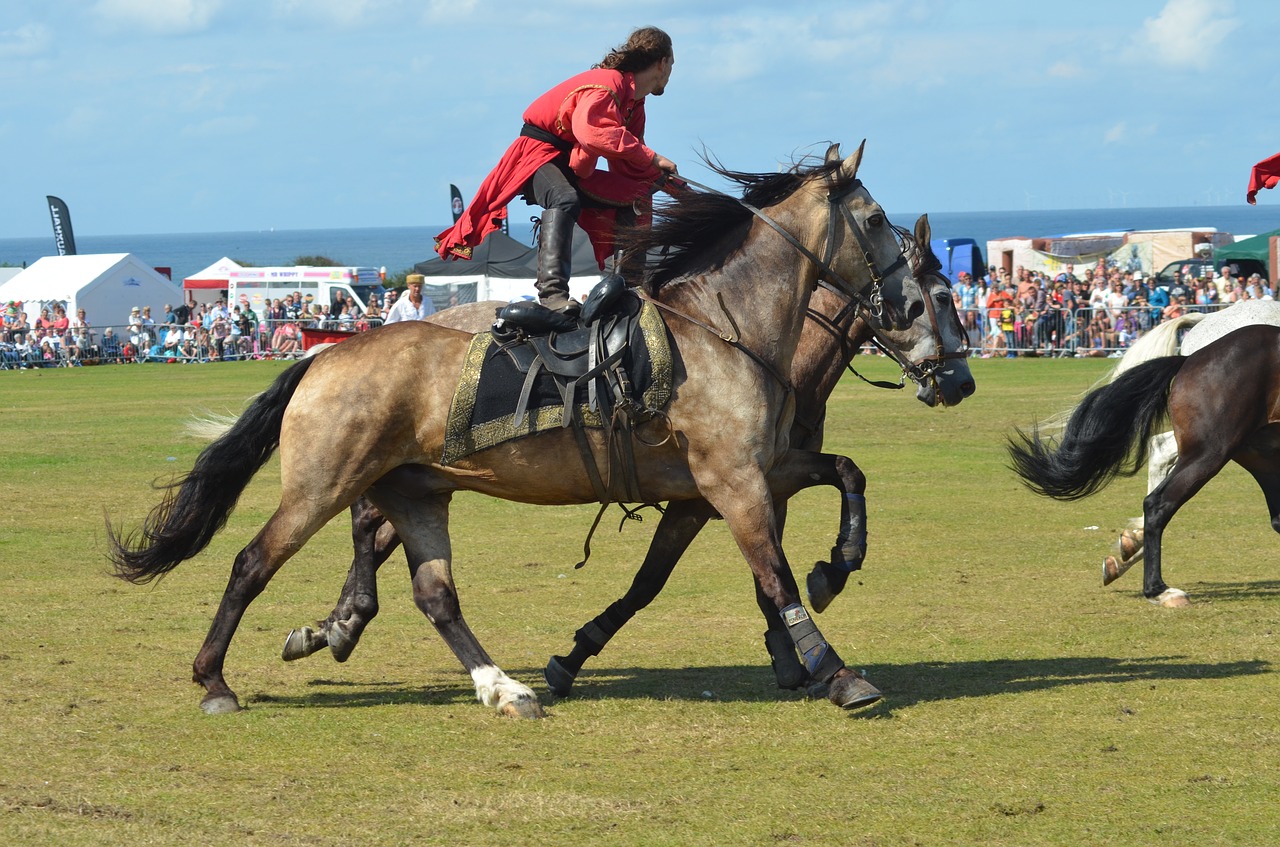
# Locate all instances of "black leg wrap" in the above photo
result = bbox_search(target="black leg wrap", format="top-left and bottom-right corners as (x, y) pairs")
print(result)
(764, 628), (810, 690)
(781, 603), (845, 684)
(574, 619), (613, 657)
(834, 492), (867, 572)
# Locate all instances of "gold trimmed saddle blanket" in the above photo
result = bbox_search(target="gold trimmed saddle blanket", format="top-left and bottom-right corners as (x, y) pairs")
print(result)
(442, 298), (672, 464)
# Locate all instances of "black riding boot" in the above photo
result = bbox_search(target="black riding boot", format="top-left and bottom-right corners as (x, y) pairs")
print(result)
(535, 209), (579, 314)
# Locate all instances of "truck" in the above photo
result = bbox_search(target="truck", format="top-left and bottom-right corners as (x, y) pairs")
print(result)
(226, 266), (385, 317)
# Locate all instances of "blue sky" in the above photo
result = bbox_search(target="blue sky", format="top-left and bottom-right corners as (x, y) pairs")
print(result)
(2, 0), (1277, 238)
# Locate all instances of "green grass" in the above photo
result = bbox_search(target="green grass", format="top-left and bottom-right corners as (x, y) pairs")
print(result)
(1, 358), (1277, 846)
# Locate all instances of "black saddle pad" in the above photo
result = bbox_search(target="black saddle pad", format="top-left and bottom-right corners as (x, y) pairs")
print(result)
(441, 300), (672, 464)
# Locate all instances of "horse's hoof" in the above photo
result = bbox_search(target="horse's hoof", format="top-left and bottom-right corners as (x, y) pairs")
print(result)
(499, 695), (546, 719)
(200, 693), (242, 715)
(1102, 556), (1122, 586)
(544, 656), (576, 698)
(281, 627), (322, 662)
(1154, 588), (1190, 608)
(327, 621), (357, 663)
(828, 672), (882, 710)
(1119, 529), (1143, 559)
(806, 564), (837, 614)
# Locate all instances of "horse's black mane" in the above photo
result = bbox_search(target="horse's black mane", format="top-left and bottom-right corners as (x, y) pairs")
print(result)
(620, 154), (859, 295)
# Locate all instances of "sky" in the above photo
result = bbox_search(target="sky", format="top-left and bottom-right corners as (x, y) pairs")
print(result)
(2, 0), (1278, 239)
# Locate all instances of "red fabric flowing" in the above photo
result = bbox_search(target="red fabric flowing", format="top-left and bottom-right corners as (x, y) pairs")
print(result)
(1246, 151), (1280, 205)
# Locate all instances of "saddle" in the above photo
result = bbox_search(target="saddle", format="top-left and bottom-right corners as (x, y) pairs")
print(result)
(440, 275), (672, 521)
(485, 277), (664, 505)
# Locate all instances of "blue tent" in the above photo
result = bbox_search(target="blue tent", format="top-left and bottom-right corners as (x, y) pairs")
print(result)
(930, 238), (985, 283)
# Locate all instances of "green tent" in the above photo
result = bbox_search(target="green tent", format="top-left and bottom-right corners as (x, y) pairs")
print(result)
(1215, 226), (1280, 278)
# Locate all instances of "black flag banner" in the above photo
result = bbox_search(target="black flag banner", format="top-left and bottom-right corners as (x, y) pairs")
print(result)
(46, 195), (77, 256)
(449, 184), (464, 223)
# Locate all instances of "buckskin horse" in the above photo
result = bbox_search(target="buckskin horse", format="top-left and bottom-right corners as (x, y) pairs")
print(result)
(1008, 324), (1280, 608)
(279, 214), (975, 699)
(109, 142), (928, 718)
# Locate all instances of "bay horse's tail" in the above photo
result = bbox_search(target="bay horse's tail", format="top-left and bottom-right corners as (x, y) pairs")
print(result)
(1007, 355), (1187, 500)
(108, 357), (317, 583)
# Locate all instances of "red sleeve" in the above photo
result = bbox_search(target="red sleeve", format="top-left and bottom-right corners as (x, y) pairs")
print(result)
(568, 87), (655, 171)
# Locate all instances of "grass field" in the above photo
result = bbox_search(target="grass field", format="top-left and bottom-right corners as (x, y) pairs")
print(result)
(1, 357), (1277, 846)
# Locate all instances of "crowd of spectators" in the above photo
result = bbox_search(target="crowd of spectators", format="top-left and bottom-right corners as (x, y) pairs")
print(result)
(1, 288), (395, 369)
(952, 258), (1274, 358)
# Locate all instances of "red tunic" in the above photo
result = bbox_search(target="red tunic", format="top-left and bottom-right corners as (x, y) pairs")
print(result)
(435, 68), (661, 269)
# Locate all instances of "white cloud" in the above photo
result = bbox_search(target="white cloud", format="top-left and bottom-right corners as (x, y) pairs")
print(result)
(0, 23), (51, 58)
(92, 0), (222, 35)
(1105, 122), (1127, 144)
(1047, 60), (1084, 79)
(1138, 0), (1240, 70)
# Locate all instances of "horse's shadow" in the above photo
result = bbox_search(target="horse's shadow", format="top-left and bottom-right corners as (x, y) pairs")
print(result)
(1180, 579), (1280, 602)
(249, 654), (1271, 715)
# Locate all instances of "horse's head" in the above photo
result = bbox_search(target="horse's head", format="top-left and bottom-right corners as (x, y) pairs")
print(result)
(881, 214), (975, 408)
(817, 141), (923, 335)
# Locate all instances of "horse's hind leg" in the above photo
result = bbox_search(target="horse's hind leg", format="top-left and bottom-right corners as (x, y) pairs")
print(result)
(373, 489), (542, 719)
(194, 498), (338, 713)
(545, 499), (717, 697)
(1104, 431), (1177, 585)
(1142, 450), (1232, 608)
(281, 495), (402, 663)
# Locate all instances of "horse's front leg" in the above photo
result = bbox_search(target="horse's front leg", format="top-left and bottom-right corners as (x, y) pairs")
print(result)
(281, 495), (402, 663)
(763, 451), (868, 612)
(545, 499), (718, 697)
(702, 470), (881, 711)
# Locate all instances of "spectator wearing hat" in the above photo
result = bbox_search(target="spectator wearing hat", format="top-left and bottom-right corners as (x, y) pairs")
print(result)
(384, 274), (436, 324)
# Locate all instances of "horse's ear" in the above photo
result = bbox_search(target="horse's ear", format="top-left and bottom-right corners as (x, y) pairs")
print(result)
(824, 143), (841, 164)
(840, 139), (867, 179)
(915, 213), (931, 245)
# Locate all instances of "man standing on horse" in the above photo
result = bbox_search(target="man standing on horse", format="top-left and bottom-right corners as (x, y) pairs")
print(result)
(434, 26), (681, 315)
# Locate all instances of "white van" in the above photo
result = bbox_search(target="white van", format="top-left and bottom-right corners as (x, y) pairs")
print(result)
(226, 266), (385, 317)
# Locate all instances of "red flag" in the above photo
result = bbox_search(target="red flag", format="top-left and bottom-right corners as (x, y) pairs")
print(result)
(1247, 151), (1280, 204)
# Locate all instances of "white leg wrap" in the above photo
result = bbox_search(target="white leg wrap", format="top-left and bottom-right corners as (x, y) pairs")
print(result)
(470, 665), (537, 712)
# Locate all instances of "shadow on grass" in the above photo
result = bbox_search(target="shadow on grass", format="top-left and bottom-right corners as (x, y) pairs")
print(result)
(248, 654), (1271, 714)
(1181, 579), (1280, 602)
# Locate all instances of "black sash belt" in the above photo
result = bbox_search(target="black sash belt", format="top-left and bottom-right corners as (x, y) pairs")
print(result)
(520, 123), (572, 155)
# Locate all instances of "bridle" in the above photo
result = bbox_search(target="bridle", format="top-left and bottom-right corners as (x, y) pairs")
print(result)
(671, 173), (907, 326)
(662, 172), (965, 394)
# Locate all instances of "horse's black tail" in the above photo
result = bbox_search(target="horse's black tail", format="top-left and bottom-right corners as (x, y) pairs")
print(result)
(1007, 355), (1187, 501)
(107, 357), (318, 584)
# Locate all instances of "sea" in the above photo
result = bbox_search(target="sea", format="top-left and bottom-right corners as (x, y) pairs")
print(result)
(3, 205), (1278, 284)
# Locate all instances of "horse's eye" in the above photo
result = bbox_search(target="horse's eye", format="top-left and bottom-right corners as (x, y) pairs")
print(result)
(866, 213), (884, 228)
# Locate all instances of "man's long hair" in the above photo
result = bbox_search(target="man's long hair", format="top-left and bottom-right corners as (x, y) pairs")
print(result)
(596, 26), (672, 73)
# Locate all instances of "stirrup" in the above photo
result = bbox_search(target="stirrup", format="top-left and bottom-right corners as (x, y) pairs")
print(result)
(494, 300), (578, 335)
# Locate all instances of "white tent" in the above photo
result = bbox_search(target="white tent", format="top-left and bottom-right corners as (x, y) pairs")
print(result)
(0, 253), (184, 330)
(182, 256), (241, 306)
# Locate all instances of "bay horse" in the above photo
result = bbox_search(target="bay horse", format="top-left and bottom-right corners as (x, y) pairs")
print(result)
(279, 214), (975, 698)
(1007, 324), (1280, 607)
(108, 142), (928, 717)
(1069, 301), (1280, 602)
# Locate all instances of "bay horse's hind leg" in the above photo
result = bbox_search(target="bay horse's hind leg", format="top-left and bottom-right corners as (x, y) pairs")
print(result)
(1142, 448), (1234, 608)
(372, 489), (543, 719)
(281, 495), (402, 663)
